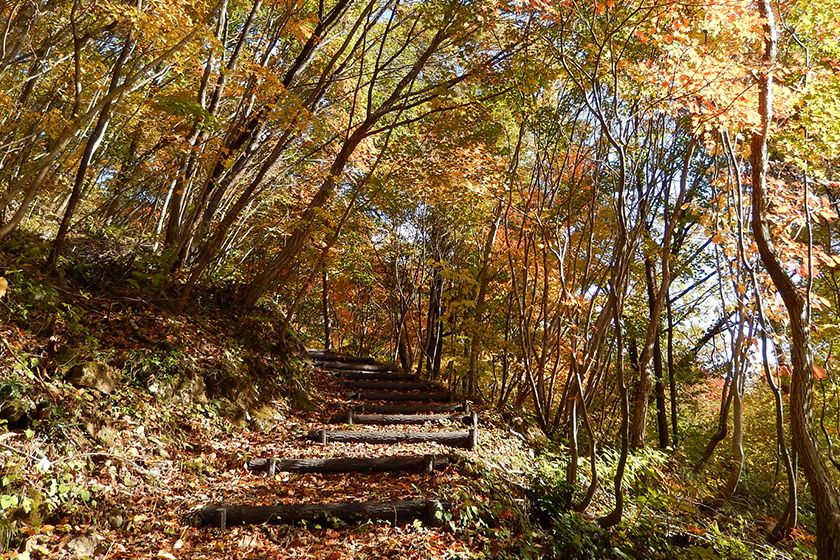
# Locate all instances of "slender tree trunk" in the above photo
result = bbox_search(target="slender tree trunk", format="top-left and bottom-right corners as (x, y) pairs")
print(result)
(629, 140), (696, 448)
(425, 268), (444, 380)
(599, 291), (629, 528)
(721, 308), (748, 500)
(322, 267), (332, 351)
(666, 287), (678, 447)
(237, 132), (364, 307)
(467, 201), (503, 397)
(698, 376), (734, 467)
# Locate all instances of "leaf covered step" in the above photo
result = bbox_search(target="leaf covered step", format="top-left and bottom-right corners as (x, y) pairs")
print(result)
(306, 350), (377, 364)
(308, 428), (477, 449)
(346, 390), (452, 402)
(195, 499), (445, 528)
(246, 454), (451, 474)
(341, 380), (432, 391)
(337, 371), (418, 382)
(331, 410), (473, 425)
(318, 361), (395, 372)
(354, 402), (469, 414)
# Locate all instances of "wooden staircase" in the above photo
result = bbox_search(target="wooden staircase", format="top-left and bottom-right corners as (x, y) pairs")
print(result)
(194, 349), (477, 528)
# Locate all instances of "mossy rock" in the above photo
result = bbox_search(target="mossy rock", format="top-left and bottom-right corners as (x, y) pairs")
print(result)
(66, 362), (118, 394)
(288, 388), (314, 412)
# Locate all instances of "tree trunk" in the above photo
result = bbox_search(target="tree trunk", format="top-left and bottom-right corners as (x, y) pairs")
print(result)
(599, 291), (629, 528)
(629, 140), (696, 448)
(467, 122), (524, 397)
(666, 288), (679, 447)
(750, 1), (840, 555)
(466, 201), (502, 397)
(237, 133), (363, 307)
(425, 267), (444, 380)
(645, 260), (669, 448)
(322, 267), (332, 351)
(0, 22), (205, 243)
(46, 35), (133, 270)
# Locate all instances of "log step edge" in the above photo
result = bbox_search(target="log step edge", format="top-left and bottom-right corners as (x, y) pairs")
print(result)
(246, 454), (452, 474)
(330, 411), (473, 425)
(308, 427), (477, 449)
(194, 499), (445, 528)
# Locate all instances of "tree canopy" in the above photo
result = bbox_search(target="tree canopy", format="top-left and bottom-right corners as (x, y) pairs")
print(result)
(1, 0), (840, 557)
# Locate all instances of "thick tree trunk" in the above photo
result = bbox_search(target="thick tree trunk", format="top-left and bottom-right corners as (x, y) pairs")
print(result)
(398, 334), (412, 373)
(750, 1), (840, 555)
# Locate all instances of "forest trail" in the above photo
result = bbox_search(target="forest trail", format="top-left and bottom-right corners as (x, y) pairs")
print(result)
(189, 349), (481, 552)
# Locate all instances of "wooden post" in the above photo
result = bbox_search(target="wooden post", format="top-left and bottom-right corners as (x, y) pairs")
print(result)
(267, 458), (277, 476)
(317, 429), (328, 444)
(468, 412), (479, 450)
(217, 507), (227, 530)
(424, 500), (443, 525)
(346, 409), (354, 425)
(424, 454), (435, 474)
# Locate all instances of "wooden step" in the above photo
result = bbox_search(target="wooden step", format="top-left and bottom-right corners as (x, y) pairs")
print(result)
(354, 402), (469, 414)
(331, 410), (473, 425)
(319, 361), (393, 372)
(337, 371), (417, 382)
(341, 380), (432, 391)
(308, 429), (477, 449)
(246, 454), (451, 474)
(307, 350), (376, 364)
(347, 390), (452, 402)
(195, 499), (444, 528)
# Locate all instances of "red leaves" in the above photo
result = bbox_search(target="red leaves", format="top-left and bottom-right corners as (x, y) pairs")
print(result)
(777, 363), (830, 380)
(814, 364), (828, 381)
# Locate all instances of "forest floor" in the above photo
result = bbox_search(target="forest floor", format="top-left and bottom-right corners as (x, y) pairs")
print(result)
(1, 363), (533, 559)
(0, 239), (538, 559)
(0, 236), (820, 559)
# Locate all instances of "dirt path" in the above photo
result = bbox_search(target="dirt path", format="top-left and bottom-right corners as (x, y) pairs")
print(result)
(161, 350), (515, 560)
